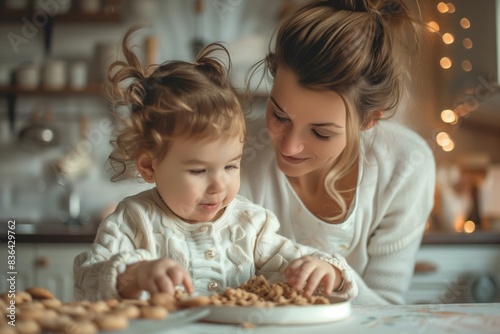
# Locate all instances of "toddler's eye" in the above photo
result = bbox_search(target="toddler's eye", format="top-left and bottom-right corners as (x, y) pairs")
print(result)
(225, 165), (239, 171)
(189, 169), (206, 175)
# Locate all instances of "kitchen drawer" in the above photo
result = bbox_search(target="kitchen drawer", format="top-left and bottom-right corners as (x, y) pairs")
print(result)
(406, 244), (500, 304)
(0, 242), (90, 302)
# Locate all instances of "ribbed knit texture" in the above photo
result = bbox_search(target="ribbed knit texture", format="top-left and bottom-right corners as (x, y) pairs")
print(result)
(74, 191), (358, 301)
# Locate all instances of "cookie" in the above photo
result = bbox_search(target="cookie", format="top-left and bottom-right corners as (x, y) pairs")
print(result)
(38, 315), (72, 333)
(178, 296), (210, 309)
(94, 314), (129, 331)
(17, 303), (45, 321)
(84, 301), (109, 313)
(139, 306), (168, 320)
(104, 299), (120, 308)
(41, 298), (62, 309)
(0, 324), (16, 334)
(25, 287), (54, 300)
(111, 304), (140, 319)
(1, 291), (32, 305)
(57, 305), (88, 320)
(15, 319), (41, 334)
(121, 299), (149, 307)
(149, 292), (178, 311)
(64, 320), (98, 334)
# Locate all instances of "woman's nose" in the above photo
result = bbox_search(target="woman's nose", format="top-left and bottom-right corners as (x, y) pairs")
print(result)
(280, 129), (304, 156)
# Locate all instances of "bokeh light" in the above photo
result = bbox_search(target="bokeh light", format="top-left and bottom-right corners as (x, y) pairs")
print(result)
(440, 57), (452, 69)
(464, 220), (476, 233)
(436, 132), (450, 146)
(460, 18), (471, 29)
(441, 109), (457, 123)
(442, 140), (455, 152)
(462, 38), (473, 49)
(426, 21), (440, 32)
(437, 2), (449, 13)
(442, 33), (454, 44)
(462, 60), (472, 72)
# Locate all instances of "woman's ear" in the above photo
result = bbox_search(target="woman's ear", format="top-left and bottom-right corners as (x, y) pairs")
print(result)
(363, 110), (384, 130)
(136, 152), (156, 183)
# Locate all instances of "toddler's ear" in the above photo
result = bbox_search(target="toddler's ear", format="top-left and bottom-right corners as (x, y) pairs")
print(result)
(136, 152), (156, 183)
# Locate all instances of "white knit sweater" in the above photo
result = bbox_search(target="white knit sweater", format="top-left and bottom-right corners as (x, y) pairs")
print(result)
(74, 190), (358, 301)
(239, 119), (436, 305)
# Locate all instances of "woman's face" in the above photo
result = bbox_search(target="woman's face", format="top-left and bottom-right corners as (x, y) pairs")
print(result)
(266, 67), (348, 178)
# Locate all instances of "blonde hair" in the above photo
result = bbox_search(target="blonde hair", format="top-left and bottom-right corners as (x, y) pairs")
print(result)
(264, 0), (422, 220)
(107, 27), (245, 181)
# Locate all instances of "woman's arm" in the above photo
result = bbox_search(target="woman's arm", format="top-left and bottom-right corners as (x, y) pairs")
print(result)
(355, 138), (436, 305)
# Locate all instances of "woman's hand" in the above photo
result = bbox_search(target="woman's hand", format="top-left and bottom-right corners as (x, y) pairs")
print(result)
(118, 258), (194, 298)
(283, 256), (341, 297)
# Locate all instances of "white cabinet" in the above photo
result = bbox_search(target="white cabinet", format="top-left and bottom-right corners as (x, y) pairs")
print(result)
(0, 243), (89, 302)
(406, 244), (500, 304)
(0, 243), (37, 292)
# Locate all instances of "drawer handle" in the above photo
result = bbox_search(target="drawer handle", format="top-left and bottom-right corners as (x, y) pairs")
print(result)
(414, 261), (437, 273)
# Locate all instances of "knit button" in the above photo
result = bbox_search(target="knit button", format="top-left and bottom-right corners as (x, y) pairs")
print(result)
(205, 250), (216, 259)
(199, 226), (209, 233)
(207, 281), (218, 291)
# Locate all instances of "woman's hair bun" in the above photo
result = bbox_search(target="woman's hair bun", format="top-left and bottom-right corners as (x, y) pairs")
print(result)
(327, 0), (407, 20)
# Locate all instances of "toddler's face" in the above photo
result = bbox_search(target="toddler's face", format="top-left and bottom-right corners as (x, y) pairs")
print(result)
(153, 136), (243, 223)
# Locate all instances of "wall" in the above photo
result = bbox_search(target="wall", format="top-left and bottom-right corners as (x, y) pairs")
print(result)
(0, 0), (281, 223)
(1, 0), (499, 225)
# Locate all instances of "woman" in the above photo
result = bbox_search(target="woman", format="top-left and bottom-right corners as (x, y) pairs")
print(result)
(240, 0), (435, 304)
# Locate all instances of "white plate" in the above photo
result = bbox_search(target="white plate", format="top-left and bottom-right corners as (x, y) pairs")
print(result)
(201, 296), (351, 325)
(104, 308), (210, 334)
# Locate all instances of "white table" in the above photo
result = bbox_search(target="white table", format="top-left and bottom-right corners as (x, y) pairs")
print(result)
(172, 303), (500, 334)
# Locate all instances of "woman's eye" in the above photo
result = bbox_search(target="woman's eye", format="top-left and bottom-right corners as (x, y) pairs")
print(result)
(189, 169), (206, 175)
(272, 109), (289, 123)
(312, 130), (331, 140)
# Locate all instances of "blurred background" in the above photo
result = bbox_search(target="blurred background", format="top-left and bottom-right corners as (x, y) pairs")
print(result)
(0, 0), (499, 304)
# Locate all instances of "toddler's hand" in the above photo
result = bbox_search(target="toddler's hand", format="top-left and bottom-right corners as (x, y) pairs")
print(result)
(136, 258), (194, 296)
(283, 256), (338, 297)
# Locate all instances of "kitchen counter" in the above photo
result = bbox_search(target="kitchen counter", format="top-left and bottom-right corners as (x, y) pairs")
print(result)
(1, 220), (500, 244)
(140, 303), (500, 334)
(0, 220), (98, 243)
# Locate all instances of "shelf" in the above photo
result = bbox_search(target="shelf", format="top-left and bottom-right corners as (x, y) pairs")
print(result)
(0, 84), (105, 96)
(0, 84), (106, 131)
(0, 9), (123, 54)
(0, 10), (122, 23)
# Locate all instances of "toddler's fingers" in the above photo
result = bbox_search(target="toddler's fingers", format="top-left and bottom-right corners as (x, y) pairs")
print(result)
(292, 261), (315, 291)
(155, 275), (175, 295)
(323, 275), (335, 295)
(143, 279), (159, 295)
(286, 258), (306, 272)
(182, 275), (194, 295)
(303, 269), (324, 297)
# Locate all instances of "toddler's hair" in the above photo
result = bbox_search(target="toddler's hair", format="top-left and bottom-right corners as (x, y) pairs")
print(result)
(106, 27), (245, 181)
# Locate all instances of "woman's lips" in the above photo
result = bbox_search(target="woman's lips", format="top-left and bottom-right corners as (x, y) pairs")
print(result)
(281, 154), (308, 165)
